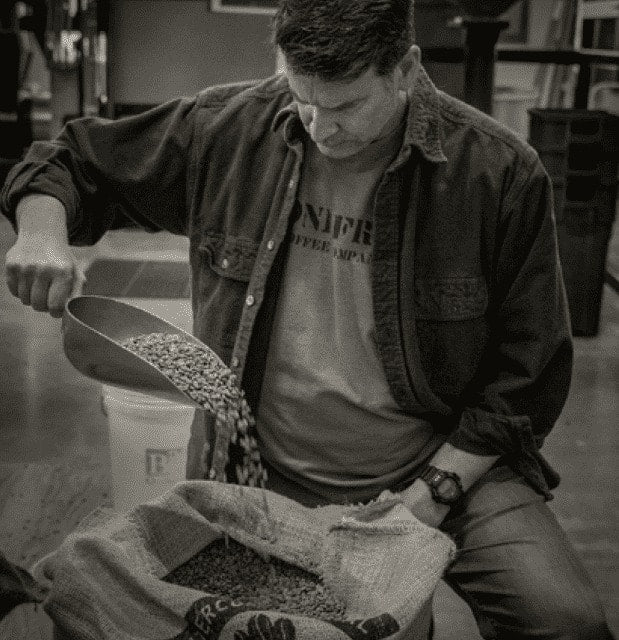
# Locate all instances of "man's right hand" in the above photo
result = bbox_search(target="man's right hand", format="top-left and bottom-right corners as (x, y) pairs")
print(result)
(5, 238), (85, 318)
(5, 194), (85, 318)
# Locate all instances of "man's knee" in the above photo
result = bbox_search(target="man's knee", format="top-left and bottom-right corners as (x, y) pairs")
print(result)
(523, 583), (613, 640)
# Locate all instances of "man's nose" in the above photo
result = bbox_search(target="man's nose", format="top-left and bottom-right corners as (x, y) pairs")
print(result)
(307, 106), (338, 143)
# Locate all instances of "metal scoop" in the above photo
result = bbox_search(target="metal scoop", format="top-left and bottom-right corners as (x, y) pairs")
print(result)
(64, 295), (277, 538)
(62, 295), (226, 409)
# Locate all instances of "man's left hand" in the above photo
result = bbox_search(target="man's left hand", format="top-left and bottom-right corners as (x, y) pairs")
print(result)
(400, 479), (450, 529)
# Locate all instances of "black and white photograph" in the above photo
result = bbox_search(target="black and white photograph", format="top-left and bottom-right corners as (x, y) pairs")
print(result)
(1, 0), (617, 638)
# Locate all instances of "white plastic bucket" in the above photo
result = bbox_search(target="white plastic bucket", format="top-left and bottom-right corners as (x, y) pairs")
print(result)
(102, 385), (195, 513)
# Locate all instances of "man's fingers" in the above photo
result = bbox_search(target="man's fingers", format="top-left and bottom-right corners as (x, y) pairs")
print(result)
(6, 259), (78, 317)
(5, 262), (19, 298)
(70, 263), (87, 298)
(17, 268), (34, 306)
(5, 240), (82, 317)
(30, 271), (54, 312)
(47, 275), (73, 318)
(49, 262), (86, 318)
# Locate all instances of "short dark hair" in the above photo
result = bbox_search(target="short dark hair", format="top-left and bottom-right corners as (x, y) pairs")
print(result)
(273, 0), (414, 81)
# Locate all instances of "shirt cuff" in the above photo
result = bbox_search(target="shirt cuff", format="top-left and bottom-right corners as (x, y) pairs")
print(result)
(1, 163), (82, 238)
(446, 407), (551, 482)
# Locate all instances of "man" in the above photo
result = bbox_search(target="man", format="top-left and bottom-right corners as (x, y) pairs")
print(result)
(1, 1), (614, 637)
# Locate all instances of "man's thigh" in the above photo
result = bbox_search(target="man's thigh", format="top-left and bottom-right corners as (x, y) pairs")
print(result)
(441, 466), (613, 640)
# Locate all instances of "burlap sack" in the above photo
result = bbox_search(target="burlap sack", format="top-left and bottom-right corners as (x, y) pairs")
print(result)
(31, 481), (456, 640)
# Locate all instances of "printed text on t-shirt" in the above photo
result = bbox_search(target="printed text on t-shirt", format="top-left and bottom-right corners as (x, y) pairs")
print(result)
(290, 200), (373, 264)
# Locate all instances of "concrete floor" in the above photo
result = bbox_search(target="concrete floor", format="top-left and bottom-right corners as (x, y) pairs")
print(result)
(0, 217), (617, 639)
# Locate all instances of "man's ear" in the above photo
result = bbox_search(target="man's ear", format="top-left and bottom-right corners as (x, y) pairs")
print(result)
(396, 45), (421, 90)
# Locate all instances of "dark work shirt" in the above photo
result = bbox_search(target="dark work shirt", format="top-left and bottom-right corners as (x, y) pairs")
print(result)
(1, 67), (572, 499)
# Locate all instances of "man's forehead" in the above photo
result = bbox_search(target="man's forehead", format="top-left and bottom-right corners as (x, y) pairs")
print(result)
(286, 65), (380, 106)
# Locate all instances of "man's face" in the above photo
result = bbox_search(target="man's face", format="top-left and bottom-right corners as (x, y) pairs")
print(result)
(284, 59), (411, 160)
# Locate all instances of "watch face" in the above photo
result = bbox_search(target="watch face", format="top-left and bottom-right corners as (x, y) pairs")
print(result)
(437, 478), (460, 502)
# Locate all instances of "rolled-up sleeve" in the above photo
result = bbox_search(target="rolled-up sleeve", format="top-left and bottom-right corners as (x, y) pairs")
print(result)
(447, 153), (573, 491)
(0, 97), (198, 245)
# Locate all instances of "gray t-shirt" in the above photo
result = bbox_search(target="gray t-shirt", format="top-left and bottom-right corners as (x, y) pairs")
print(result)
(256, 123), (444, 504)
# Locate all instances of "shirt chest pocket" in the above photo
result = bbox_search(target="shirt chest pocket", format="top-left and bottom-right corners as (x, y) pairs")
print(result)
(199, 233), (259, 281)
(414, 276), (488, 320)
(195, 233), (261, 355)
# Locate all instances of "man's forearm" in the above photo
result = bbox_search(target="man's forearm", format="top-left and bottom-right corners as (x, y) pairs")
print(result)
(15, 195), (68, 241)
(399, 443), (499, 527)
(427, 443), (499, 492)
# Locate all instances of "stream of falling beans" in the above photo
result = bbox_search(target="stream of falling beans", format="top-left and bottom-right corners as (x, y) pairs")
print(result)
(119, 332), (274, 541)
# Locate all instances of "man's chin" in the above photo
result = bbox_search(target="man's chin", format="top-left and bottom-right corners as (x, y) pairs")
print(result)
(316, 141), (362, 159)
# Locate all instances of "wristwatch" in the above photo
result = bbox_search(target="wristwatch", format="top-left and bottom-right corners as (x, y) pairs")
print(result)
(419, 465), (464, 505)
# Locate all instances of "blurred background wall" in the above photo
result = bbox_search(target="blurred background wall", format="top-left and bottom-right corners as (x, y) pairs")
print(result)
(107, 0), (276, 105)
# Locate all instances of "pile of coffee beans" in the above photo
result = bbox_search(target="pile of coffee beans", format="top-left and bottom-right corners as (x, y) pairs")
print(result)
(164, 538), (347, 621)
(119, 332), (267, 487)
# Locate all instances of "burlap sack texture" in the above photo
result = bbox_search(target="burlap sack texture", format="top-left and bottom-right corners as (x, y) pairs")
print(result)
(31, 481), (456, 640)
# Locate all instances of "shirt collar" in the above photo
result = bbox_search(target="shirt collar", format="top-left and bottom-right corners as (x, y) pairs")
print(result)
(271, 64), (447, 164)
